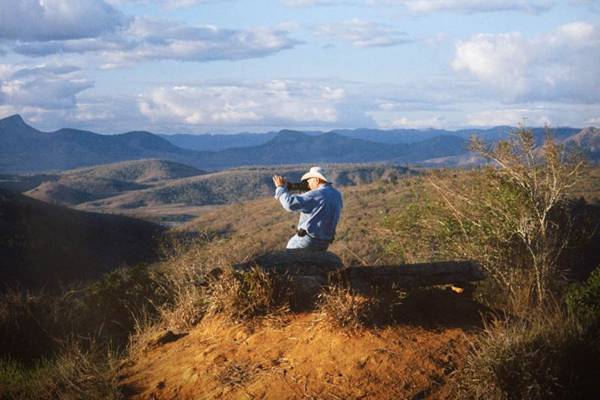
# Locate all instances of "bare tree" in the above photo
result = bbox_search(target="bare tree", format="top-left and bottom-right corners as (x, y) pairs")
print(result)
(448, 126), (585, 305)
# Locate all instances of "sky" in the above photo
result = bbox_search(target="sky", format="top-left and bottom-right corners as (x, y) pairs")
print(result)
(0, 0), (599, 134)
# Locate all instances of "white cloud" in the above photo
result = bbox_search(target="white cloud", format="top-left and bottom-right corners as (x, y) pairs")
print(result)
(283, 0), (554, 13)
(585, 116), (600, 126)
(107, 0), (216, 7)
(452, 22), (600, 103)
(138, 80), (347, 128)
(0, 64), (93, 110)
(3, 73), (597, 132)
(392, 0), (553, 14)
(378, 115), (445, 129)
(465, 109), (551, 127)
(10, 17), (301, 66)
(569, 0), (600, 11)
(0, 0), (127, 41)
(283, 0), (337, 6)
(315, 19), (412, 47)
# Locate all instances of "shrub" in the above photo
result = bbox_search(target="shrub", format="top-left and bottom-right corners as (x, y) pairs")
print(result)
(385, 127), (585, 310)
(566, 267), (600, 325)
(206, 267), (293, 321)
(0, 341), (123, 400)
(468, 128), (584, 305)
(0, 289), (57, 362)
(457, 310), (600, 400)
(0, 264), (168, 363)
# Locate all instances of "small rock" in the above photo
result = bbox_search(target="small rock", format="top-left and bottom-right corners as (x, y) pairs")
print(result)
(149, 330), (188, 348)
(213, 354), (227, 366)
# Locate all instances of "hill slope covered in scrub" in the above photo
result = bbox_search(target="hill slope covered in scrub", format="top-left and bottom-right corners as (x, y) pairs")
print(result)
(2, 164), (599, 400)
(21, 159), (205, 206)
(10, 162), (413, 224)
(0, 188), (165, 288)
(180, 166), (600, 268)
(77, 164), (413, 210)
(564, 127), (600, 159)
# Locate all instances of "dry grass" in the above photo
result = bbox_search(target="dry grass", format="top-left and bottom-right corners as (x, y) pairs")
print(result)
(125, 311), (168, 362)
(206, 267), (294, 321)
(456, 308), (600, 400)
(0, 340), (123, 400)
(317, 286), (382, 330)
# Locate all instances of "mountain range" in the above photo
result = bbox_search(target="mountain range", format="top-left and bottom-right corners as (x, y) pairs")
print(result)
(0, 114), (595, 174)
(160, 126), (582, 150)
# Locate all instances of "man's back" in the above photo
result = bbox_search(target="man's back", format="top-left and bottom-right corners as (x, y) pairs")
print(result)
(295, 184), (342, 241)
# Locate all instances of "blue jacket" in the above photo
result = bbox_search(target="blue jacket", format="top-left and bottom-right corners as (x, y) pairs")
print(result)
(275, 184), (343, 241)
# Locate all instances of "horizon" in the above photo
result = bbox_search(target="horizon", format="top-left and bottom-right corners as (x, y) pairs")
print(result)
(1, 112), (591, 136)
(0, 1), (598, 134)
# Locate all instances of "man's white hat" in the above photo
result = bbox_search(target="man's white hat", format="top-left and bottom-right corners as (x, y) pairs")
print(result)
(301, 166), (330, 183)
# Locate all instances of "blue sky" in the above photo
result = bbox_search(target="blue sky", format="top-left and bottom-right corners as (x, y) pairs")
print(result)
(0, 0), (598, 133)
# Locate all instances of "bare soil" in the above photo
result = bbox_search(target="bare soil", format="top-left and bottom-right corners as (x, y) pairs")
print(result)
(119, 290), (486, 400)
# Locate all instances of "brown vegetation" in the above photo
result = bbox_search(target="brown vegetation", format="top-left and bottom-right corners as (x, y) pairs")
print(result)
(2, 140), (599, 399)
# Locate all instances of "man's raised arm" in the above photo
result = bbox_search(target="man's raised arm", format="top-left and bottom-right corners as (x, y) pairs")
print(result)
(272, 175), (315, 213)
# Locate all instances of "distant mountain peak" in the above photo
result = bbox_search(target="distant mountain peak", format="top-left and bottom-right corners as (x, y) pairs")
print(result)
(276, 129), (308, 137)
(0, 114), (39, 139)
(269, 129), (311, 144)
(0, 114), (27, 126)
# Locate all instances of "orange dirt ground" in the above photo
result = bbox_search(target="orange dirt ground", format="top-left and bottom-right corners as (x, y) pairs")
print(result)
(119, 290), (488, 400)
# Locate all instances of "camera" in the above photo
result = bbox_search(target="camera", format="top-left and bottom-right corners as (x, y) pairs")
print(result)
(286, 180), (309, 192)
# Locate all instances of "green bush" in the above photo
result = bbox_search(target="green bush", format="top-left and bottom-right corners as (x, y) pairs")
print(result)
(566, 267), (600, 324)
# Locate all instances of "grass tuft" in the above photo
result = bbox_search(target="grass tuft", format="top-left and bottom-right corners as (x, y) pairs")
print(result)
(207, 267), (293, 321)
(317, 286), (382, 330)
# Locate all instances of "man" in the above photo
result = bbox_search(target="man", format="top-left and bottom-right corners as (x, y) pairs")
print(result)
(272, 166), (343, 251)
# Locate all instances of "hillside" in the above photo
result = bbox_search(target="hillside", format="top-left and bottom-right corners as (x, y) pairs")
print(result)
(2, 165), (599, 400)
(178, 174), (420, 266)
(59, 159), (204, 184)
(79, 164), (411, 208)
(0, 188), (165, 288)
(17, 163), (412, 224)
(179, 166), (600, 269)
(120, 166), (600, 399)
(563, 127), (600, 159)
(23, 159), (205, 206)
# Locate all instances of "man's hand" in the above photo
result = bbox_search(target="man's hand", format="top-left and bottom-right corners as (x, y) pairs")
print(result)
(272, 175), (287, 188)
